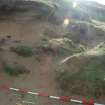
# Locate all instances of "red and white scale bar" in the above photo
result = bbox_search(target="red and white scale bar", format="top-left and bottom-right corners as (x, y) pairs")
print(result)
(0, 85), (104, 105)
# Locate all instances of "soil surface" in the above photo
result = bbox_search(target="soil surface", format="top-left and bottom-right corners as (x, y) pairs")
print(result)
(0, 1), (104, 105)
(0, 1), (62, 105)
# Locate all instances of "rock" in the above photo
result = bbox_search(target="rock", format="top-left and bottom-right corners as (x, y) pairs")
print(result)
(0, 0), (16, 11)
(57, 42), (105, 98)
(37, 38), (86, 55)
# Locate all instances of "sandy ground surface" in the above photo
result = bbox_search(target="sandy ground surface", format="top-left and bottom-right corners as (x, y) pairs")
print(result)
(0, 1), (104, 105)
(0, 2), (63, 105)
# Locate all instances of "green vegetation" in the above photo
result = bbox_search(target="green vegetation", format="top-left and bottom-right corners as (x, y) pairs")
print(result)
(11, 46), (33, 57)
(4, 64), (28, 76)
(3, 63), (29, 76)
(4, 65), (19, 76)
(81, 57), (105, 81)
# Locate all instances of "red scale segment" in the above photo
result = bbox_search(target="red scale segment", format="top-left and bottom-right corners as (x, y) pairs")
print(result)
(82, 99), (94, 105)
(19, 88), (29, 93)
(0, 85), (9, 91)
(59, 96), (71, 102)
(38, 92), (49, 97)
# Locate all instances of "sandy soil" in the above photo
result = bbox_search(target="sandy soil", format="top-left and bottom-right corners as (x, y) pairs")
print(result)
(0, 1), (104, 105)
(0, 1), (63, 105)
